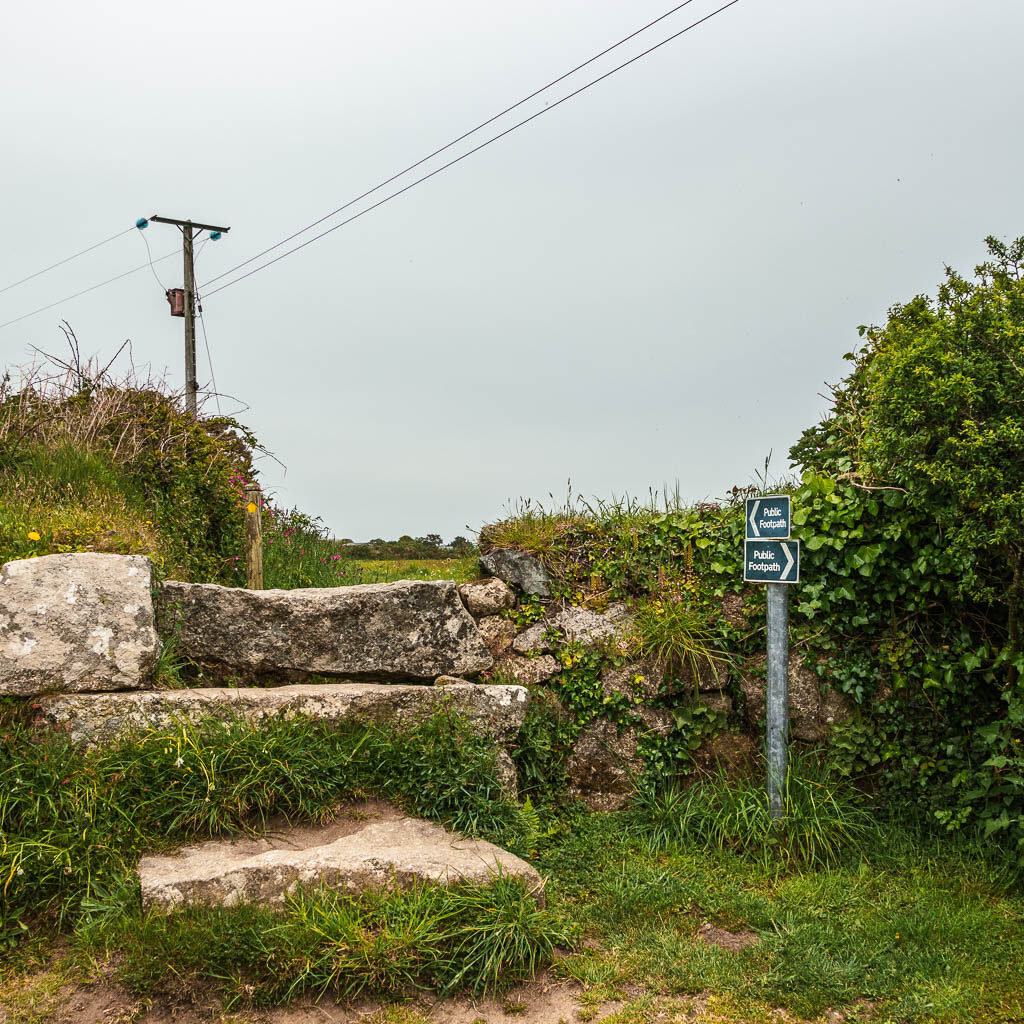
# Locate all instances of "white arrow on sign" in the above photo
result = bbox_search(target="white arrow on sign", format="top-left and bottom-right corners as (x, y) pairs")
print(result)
(780, 542), (795, 581)
(748, 499), (760, 538)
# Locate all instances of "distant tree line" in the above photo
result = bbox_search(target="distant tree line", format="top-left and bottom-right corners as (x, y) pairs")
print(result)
(337, 534), (477, 560)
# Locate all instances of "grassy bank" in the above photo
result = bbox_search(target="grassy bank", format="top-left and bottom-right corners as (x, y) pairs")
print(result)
(2, 707), (1022, 1022)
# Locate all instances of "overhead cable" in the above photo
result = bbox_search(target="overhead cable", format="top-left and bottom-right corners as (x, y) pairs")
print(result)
(194, 284), (222, 415)
(0, 226), (136, 296)
(204, 0), (741, 298)
(200, 0), (705, 290)
(0, 250), (178, 331)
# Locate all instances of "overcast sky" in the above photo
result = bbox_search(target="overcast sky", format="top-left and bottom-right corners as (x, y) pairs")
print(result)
(3, 0), (1023, 541)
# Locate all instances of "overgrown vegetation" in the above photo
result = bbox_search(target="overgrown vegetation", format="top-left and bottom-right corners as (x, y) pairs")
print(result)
(0, 338), (256, 581)
(483, 243), (1024, 863)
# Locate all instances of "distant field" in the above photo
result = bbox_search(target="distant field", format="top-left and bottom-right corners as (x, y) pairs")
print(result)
(350, 557), (480, 584)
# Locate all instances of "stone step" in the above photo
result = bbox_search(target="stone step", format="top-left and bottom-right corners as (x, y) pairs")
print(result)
(158, 578), (492, 684)
(37, 679), (528, 747)
(138, 801), (544, 910)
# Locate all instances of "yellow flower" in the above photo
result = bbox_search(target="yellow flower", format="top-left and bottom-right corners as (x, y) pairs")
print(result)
(27, 531), (41, 542)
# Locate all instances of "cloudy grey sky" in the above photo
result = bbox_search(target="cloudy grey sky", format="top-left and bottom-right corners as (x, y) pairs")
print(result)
(3, 0), (1023, 541)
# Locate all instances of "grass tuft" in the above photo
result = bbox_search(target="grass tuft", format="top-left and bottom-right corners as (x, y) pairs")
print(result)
(99, 878), (570, 1006)
(630, 755), (876, 870)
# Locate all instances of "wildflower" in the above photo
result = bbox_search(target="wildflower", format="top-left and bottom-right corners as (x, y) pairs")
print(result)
(175, 756), (185, 767)
(27, 531), (40, 541)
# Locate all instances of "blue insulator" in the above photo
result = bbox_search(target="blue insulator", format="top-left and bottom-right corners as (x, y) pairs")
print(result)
(136, 218), (149, 230)
(210, 231), (222, 241)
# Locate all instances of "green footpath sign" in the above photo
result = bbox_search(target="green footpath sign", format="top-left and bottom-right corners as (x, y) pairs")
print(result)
(743, 539), (800, 583)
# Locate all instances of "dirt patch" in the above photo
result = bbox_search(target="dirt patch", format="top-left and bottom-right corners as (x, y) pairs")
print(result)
(256, 975), (622, 1024)
(0, 975), (154, 1024)
(696, 922), (759, 952)
(2, 973), (630, 1024)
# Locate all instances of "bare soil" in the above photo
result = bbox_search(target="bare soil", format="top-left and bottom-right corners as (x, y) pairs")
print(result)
(0, 972), (628, 1024)
(695, 922), (759, 953)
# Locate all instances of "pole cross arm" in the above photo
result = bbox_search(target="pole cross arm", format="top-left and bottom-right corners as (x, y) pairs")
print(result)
(149, 215), (231, 233)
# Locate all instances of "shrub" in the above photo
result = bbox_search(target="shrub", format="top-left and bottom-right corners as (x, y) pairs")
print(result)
(0, 347), (257, 581)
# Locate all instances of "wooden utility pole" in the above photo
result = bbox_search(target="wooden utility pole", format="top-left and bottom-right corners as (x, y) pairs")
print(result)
(182, 225), (197, 417)
(244, 484), (264, 590)
(148, 215), (231, 417)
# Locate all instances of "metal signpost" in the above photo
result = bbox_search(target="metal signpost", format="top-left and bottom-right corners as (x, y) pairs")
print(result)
(743, 495), (799, 822)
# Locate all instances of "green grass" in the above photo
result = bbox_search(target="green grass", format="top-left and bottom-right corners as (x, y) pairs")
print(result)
(257, 510), (480, 589)
(629, 756), (877, 871)
(538, 809), (1024, 1023)
(0, 441), (161, 568)
(96, 877), (569, 1006)
(3, 735), (1023, 1020)
(351, 557), (480, 584)
(0, 708), (527, 945)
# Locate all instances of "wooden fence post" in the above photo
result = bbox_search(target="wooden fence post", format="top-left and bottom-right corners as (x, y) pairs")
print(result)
(245, 484), (263, 590)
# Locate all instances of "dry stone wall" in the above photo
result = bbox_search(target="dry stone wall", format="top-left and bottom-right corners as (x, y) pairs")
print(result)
(2, 545), (853, 812)
(0, 555), (528, 771)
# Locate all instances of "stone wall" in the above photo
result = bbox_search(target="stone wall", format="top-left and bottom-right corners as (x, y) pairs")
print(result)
(0, 555), (528, 788)
(1, 548), (852, 811)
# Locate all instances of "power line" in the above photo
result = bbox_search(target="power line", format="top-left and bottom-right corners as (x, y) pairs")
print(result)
(0, 250), (178, 331)
(195, 291), (221, 416)
(0, 226), (136, 296)
(204, 0), (741, 298)
(200, 0), (704, 290)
